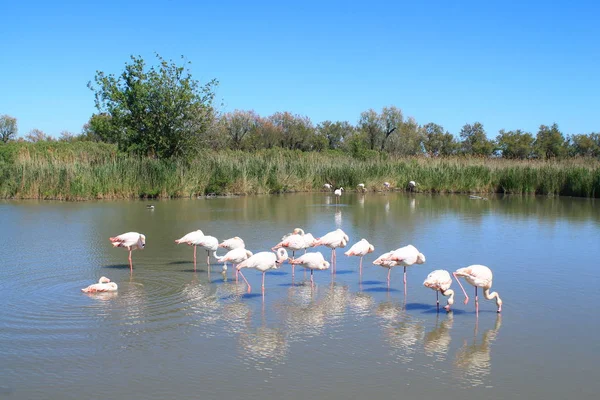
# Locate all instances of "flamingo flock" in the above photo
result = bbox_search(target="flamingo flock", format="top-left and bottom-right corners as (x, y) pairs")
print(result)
(105, 220), (503, 314)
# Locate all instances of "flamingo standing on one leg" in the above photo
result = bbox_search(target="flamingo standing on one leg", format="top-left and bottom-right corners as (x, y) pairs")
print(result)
(289, 252), (330, 287)
(219, 237), (246, 250)
(81, 277), (118, 293)
(217, 248), (253, 282)
(175, 230), (205, 270)
(379, 244), (426, 287)
(344, 238), (374, 275)
(272, 228), (306, 278)
(372, 251), (401, 286)
(423, 270), (455, 312)
(109, 232), (145, 270)
(334, 187), (344, 204)
(311, 228), (349, 273)
(236, 248), (289, 293)
(453, 265), (502, 313)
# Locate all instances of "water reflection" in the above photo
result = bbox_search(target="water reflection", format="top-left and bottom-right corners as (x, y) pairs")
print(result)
(376, 300), (425, 364)
(423, 313), (453, 361)
(454, 314), (502, 387)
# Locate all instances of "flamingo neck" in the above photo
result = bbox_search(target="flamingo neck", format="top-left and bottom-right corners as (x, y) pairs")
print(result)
(442, 289), (455, 306)
(484, 288), (502, 308)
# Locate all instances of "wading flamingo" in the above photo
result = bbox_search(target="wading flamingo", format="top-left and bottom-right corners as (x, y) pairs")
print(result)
(219, 237), (246, 250)
(372, 251), (401, 285)
(273, 228), (307, 278)
(289, 252), (330, 287)
(109, 232), (145, 270)
(344, 238), (375, 275)
(236, 248), (289, 293)
(357, 183), (366, 192)
(323, 183), (332, 190)
(379, 244), (426, 286)
(383, 182), (391, 191)
(334, 187), (344, 203)
(312, 228), (349, 272)
(453, 265), (502, 313)
(408, 180), (417, 191)
(423, 270), (455, 312)
(82, 277), (118, 293)
(217, 247), (253, 281)
(175, 230), (205, 269)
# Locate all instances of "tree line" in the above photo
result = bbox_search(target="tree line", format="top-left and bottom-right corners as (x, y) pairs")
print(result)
(1, 54), (599, 160)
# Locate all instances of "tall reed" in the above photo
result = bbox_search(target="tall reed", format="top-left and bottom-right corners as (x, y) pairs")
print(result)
(0, 143), (598, 199)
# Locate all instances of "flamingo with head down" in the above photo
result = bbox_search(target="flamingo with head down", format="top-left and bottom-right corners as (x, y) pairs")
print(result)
(289, 252), (330, 287)
(236, 248), (289, 293)
(423, 270), (455, 312)
(453, 265), (502, 313)
(109, 232), (145, 270)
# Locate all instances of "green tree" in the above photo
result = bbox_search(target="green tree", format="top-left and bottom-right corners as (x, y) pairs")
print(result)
(459, 122), (494, 156)
(422, 122), (457, 156)
(222, 110), (258, 150)
(496, 129), (534, 159)
(358, 109), (382, 150)
(88, 54), (218, 158)
(380, 106), (402, 151)
(317, 120), (354, 150)
(0, 115), (18, 143)
(568, 133), (600, 157)
(534, 123), (566, 159)
(387, 116), (423, 155)
(81, 113), (116, 142)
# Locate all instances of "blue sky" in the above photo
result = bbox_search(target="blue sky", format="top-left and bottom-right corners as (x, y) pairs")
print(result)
(1, 0), (599, 139)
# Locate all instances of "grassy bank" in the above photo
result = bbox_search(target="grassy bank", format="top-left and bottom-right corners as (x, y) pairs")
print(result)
(0, 142), (599, 199)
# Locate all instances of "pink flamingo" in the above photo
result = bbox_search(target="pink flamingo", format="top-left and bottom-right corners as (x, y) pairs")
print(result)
(379, 244), (426, 285)
(334, 187), (344, 204)
(453, 265), (503, 313)
(82, 277), (118, 293)
(372, 251), (401, 285)
(109, 232), (145, 270)
(217, 247), (253, 281)
(423, 270), (455, 312)
(236, 248), (289, 293)
(344, 238), (375, 274)
(219, 237), (246, 250)
(289, 252), (330, 287)
(312, 228), (348, 273)
(273, 228), (306, 278)
(175, 229), (210, 271)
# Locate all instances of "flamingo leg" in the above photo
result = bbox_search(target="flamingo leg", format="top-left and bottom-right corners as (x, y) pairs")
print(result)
(235, 264), (239, 282)
(206, 250), (210, 267)
(359, 256), (363, 275)
(452, 272), (470, 305)
(128, 249), (133, 270)
(262, 272), (266, 292)
(403, 266), (407, 285)
(436, 291), (440, 312)
(193, 246), (197, 272)
(238, 270), (251, 293)
(475, 287), (479, 314)
(387, 268), (391, 286)
(310, 270), (314, 287)
(292, 251), (295, 279)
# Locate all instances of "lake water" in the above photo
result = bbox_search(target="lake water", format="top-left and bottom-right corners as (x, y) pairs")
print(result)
(1, 193), (599, 399)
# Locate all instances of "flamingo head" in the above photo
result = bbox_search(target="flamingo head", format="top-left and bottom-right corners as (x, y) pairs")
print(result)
(99, 276), (111, 283)
(368, 244), (375, 253)
(322, 261), (331, 269)
(417, 253), (426, 264)
(275, 248), (289, 263)
(292, 228), (305, 235)
(138, 234), (146, 249)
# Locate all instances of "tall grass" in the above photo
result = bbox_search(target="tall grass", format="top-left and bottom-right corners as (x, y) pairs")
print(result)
(0, 142), (598, 199)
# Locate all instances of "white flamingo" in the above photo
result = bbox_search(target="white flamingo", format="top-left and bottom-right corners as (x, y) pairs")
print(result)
(217, 248), (253, 281)
(323, 183), (332, 190)
(344, 238), (375, 274)
(311, 228), (349, 272)
(408, 180), (417, 191)
(81, 277), (118, 293)
(289, 252), (330, 286)
(273, 228), (308, 278)
(423, 270), (455, 312)
(379, 244), (426, 286)
(174, 230), (204, 268)
(219, 237), (246, 250)
(357, 183), (366, 192)
(236, 248), (289, 293)
(109, 232), (145, 270)
(334, 187), (344, 203)
(453, 265), (502, 313)
(383, 182), (391, 191)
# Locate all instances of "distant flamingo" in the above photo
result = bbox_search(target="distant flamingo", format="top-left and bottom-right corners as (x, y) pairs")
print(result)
(217, 247), (253, 281)
(408, 180), (417, 191)
(334, 187), (344, 203)
(379, 244), (426, 286)
(272, 228), (306, 278)
(453, 265), (502, 313)
(237, 248), (289, 293)
(109, 232), (145, 270)
(81, 277), (118, 293)
(372, 251), (401, 285)
(383, 182), (391, 191)
(289, 252), (330, 287)
(423, 270), (455, 312)
(344, 238), (375, 274)
(219, 237), (246, 250)
(312, 228), (349, 272)
(323, 183), (332, 190)
(357, 183), (366, 192)
(175, 230), (204, 268)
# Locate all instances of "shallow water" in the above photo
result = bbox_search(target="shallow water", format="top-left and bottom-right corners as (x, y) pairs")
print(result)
(1, 193), (599, 399)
